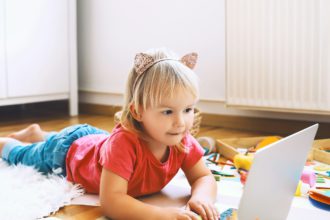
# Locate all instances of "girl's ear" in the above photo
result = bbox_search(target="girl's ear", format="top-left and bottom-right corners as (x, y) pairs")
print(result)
(129, 104), (142, 121)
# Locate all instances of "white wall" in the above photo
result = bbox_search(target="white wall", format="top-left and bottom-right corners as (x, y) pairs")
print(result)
(78, 0), (330, 123)
(78, 0), (225, 100)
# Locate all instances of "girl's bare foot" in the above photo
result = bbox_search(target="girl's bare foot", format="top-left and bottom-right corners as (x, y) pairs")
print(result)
(8, 124), (48, 143)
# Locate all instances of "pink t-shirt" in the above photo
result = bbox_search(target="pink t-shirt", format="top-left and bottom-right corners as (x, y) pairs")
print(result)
(66, 124), (204, 197)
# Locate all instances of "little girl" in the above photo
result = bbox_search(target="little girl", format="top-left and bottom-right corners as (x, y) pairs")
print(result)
(0, 48), (219, 220)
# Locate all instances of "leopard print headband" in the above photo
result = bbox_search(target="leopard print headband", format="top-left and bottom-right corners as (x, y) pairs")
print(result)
(134, 52), (198, 75)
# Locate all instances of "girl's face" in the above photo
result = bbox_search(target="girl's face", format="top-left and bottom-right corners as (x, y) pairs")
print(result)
(139, 87), (197, 149)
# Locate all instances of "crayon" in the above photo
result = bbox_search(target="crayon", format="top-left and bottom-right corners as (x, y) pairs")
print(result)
(315, 187), (330, 189)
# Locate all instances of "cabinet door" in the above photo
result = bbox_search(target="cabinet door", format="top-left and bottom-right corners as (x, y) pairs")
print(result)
(6, 0), (69, 97)
(0, 0), (6, 99)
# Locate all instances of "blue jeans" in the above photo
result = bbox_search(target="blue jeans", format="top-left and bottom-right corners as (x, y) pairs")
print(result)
(1, 124), (108, 176)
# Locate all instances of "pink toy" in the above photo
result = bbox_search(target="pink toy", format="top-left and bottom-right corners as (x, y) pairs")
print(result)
(301, 169), (316, 187)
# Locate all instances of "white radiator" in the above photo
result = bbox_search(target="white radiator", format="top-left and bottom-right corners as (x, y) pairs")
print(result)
(226, 0), (330, 115)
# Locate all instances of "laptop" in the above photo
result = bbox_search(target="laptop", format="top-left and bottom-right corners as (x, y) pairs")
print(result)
(231, 124), (318, 220)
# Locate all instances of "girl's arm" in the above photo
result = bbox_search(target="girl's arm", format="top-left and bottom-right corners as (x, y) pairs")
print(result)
(184, 158), (219, 220)
(99, 167), (200, 220)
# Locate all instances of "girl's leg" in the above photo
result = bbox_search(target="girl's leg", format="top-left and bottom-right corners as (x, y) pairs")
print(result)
(0, 138), (8, 154)
(0, 138), (11, 156)
(2, 124), (108, 176)
(1, 124), (57, 174)
(0, 137), (26, 159)
(7, 123), (51, 143)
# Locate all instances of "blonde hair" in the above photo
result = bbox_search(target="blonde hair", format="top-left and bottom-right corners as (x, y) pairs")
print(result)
(120, 48), (199, 150)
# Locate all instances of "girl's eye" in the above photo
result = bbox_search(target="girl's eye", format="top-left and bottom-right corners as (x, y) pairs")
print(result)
(162, 110), (173, 115)
(184, 108), (193, 113)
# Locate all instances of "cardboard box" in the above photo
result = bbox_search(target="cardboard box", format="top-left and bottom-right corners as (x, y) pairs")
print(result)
(216, 136), (271, 161)
(216, 137), (330, 165)
(311, 139), (330, 165)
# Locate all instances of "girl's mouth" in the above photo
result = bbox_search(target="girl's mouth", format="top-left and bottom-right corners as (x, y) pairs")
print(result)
(167, 131), (184, 136)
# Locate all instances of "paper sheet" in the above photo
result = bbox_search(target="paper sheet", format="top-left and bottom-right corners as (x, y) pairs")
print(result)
(67, 169), (330, 219)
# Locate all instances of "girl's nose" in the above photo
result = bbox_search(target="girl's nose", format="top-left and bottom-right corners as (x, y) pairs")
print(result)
(174, 114), (185, 127)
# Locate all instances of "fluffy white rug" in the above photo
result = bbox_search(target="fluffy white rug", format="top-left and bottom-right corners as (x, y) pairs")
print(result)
(0, 159), (84, 220)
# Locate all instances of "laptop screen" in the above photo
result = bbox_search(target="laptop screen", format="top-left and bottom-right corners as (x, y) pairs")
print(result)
(237, 124), (318, 220)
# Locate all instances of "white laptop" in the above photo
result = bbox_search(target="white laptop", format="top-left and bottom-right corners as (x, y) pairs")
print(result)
(235, 124), (318, 220)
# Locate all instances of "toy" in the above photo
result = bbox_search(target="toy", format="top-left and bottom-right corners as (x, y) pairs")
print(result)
(309, 189), (330, 210)
(255, 136), (281, 150)
(233, 154), (253, 171)
(295, 180), (310, 196)
(301, 169), (316, 187)
(197, 136), (216, 155)
(239, 169), (248, 185)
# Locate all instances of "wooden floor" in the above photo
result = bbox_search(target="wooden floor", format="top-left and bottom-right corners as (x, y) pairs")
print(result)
(0, 104), (269, 219)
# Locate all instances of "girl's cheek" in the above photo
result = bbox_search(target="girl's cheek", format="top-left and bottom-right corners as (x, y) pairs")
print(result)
(188, 119), (194, 128)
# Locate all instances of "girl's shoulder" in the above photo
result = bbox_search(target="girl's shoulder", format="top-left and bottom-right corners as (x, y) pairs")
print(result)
(100, 124), (142, 159)
(109, 124), (140, 144)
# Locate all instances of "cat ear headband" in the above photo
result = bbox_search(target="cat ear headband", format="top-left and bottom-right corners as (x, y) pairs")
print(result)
(134, 52), (198, 75)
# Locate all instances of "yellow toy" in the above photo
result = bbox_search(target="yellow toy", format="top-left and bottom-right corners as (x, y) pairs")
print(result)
(233, 154), (254, 170)
(295, 180), (310, 197)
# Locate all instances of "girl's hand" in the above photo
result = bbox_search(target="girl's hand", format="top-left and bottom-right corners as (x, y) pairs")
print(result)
(160, 207), (201, 220)
(186, 199), (219, 220)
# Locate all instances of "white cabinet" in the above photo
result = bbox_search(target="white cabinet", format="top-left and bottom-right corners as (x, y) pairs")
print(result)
(0, 0), (77, 116)
(0, 1), (6, 99)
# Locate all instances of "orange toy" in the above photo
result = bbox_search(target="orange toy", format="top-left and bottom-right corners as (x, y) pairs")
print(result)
(255, 136), (281, 150)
